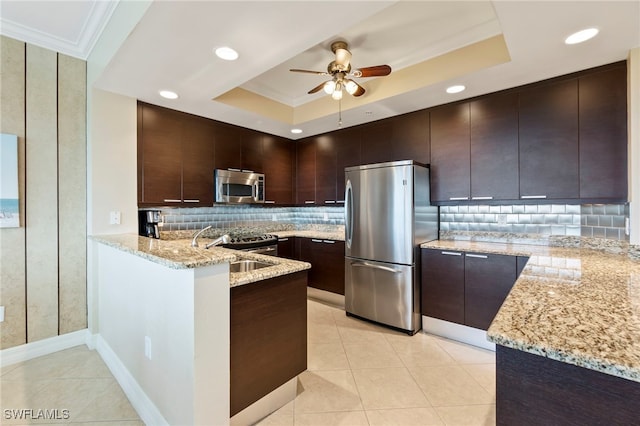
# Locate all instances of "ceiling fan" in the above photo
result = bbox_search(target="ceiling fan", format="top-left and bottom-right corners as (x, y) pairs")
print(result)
(290, 40), (392, 100)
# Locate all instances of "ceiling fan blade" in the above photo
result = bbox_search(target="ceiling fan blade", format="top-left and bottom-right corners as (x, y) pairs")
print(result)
(290, 69), (329, 76)
(308, 81), (328, 94)
(351, 81), (366, 97)
(353, 65), (392, 78)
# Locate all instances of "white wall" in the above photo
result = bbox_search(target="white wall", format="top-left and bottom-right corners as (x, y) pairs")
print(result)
(629, 48), (640, 245)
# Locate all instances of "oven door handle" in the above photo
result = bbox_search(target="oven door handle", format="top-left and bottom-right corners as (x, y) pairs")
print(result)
(245, 246), (276, 254)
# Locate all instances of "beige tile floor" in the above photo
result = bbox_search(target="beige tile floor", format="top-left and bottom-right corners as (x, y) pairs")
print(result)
(258, 299), (496, 426)
(0, 298), (495, 426)
(0, 345), (142, 425)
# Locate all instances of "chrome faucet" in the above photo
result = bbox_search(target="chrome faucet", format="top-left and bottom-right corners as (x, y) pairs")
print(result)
(205, 234), (231, 249)
(191, 225), (212, 247)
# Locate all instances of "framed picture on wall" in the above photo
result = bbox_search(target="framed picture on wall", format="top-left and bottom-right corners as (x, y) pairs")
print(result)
(1, 133), (20, 228)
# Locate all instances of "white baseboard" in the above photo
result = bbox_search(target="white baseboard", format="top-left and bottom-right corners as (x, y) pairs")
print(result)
(0, 329), (92, 367)
(422, 316), (496, 351)
(95, 335), (168, 426)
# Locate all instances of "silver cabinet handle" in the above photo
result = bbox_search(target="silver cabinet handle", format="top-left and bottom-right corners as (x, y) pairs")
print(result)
(183, 199), (200, 203)
(521, 195), (547, 199)
(441, 251), (462, 256)
(227, 168), (241, 172)
(278, 238), (289, 242)
(311, 239), (323, 243)
(325, 200), (336, 204)
(466, 253), (488, 259)
(264, 200), (275, 204)
(449, 197), (469, 201)
(163, 199), (181, 203)
(351, 261), (401, 274)
(305, 200), (315, 204)
(246, 247), (275, 253)
(472, 196), (493, 200)
(337, 200), (345, 203)
(242, 169), (254, 173)
(323, 240), (335, 244)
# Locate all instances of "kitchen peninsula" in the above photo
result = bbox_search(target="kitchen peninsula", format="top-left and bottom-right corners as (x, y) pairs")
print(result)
(422, 238), (640, 424)
(91, 234), (310, 426)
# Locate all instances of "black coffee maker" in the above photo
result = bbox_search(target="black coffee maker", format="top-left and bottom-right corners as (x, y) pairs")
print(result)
(138, 210), (161, 239)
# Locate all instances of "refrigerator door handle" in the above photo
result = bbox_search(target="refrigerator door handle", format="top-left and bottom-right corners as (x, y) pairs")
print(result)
(345, 179), (354, 249)
(350, 261), (402, 274)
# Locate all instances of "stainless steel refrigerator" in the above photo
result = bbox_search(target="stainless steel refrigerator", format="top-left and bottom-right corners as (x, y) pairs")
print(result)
(344, 160), (438, 335)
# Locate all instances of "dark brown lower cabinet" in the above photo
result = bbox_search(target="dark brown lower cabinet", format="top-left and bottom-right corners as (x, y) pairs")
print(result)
(298, 238), (345, 295)
(421, 249), (525, 330)
(496, 345), (640, 425)
(276, 237), (295, 259)
(230, 271), (307, 416)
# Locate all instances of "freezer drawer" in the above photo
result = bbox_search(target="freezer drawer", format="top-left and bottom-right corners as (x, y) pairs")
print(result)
(345, 257), (420, 334)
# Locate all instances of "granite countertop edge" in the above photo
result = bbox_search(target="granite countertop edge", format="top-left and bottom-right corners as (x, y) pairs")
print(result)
(90, 234), (311, 287)
(420, 239), (640, 383)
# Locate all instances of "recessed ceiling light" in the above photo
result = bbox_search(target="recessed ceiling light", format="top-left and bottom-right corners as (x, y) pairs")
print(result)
(159, 90), (178, 99)
(565, 28), (599, 45)
(215, 46), (239, 61)
(291, 128), (303, 134)
(446, 85), (466, 94)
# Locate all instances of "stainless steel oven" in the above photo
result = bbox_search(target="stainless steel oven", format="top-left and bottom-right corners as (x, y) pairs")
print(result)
(215, 169), (265, 204)
(222, 234), (278, 256)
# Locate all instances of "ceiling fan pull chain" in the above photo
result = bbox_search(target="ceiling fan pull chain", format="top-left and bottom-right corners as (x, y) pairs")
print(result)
(338, 98), (343, 127)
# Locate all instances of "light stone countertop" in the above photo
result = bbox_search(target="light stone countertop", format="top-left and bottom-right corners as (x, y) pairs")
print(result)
(421, 239), (640, 383)
(90, 234), (310, 287)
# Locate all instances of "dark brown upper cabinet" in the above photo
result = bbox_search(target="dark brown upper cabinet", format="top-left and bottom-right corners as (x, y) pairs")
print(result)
(315, 135), (338, 205)
(296, 139), (316, 205)
(579, 64), (628, 201)
(214, 123), (243, 171)
(182, 115), (215, 205)
(334, 127), (361, 202)
(430, 102), (471, 202)
(240, 129), (264, 173)
(263, 135), (294, 205)
(470, 93), (519, 201)
(518, 79), (580, 200)
(391, 110), (430, 164)
(360, 119), (393, 165)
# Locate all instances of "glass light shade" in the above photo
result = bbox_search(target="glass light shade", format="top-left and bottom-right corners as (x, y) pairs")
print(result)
(323, 80), (336, 94)
(331, 88), (343, 100)
(345, 80), (358, 95)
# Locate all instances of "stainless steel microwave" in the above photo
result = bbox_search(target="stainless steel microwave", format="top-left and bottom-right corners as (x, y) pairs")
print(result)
(215, 169), (265, 204)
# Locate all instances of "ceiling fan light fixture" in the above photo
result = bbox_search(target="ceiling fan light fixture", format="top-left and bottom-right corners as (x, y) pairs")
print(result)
(214, 46), (239, 61)
(332, 88), (343, 101)
(323, 80), (336, 94)
(345, 79), (358, 95)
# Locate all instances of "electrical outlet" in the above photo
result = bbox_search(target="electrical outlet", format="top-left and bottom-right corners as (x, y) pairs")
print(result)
(323, 212), (329, 221)
(625, 217), (630, 236)
(0, 306), (4, 322)
(144, 336), (152, 360)
(497, 214), (507, 225)
(272, 214), (277, 222)
(109, 211), (121, 225)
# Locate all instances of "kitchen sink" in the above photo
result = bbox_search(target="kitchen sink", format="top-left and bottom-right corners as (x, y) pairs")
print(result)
(229, 259), (273, 273)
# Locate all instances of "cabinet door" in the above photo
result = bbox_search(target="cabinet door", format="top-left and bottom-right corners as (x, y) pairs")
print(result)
(241, 129), (263, 173)
(464, 253), (516, 330)
(315, 135), (337, 204)
(335, 127), (361, 203)
(421, 249), (465, 324)
(470, 93), (519, 201)
(579, 65), (627, 200)
(139, 104), (183, 204)
(296, 139), (316, 205)
(276, 237), (295, 259)
(263, 135), (294, 204)
(360, 119), (393, 165)
(182, 115), (215, 205)
(299, 238), (345, 295)
(392, 110), (430, 164)
(214, 123), (242, 171)
(430, 103), (471, 202)
(519, 79), (579, 200)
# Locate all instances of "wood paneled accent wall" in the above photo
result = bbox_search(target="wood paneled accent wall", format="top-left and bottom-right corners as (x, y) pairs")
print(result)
(0, 36), (87, 349)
